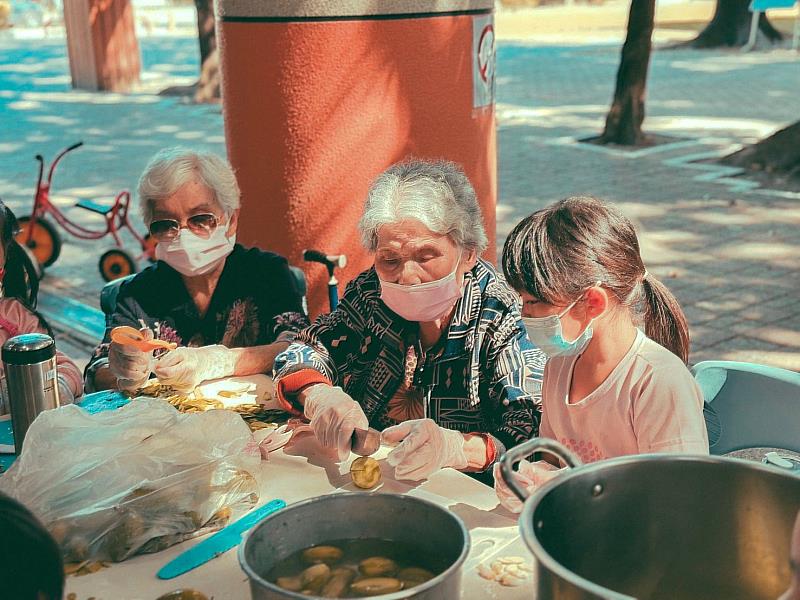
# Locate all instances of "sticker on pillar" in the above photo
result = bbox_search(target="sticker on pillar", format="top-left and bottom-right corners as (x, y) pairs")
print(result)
(473, 14), (495, 109)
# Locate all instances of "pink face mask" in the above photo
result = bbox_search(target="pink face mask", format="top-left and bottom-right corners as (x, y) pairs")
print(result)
(379, 261), (464, 323)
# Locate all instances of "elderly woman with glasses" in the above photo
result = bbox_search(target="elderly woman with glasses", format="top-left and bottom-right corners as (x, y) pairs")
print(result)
(85, 148), (308, 392)
(274, 159), (545, 482)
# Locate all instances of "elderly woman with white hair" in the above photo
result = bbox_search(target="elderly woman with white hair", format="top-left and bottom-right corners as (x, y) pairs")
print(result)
(274, 159), (545, 482)
(85, 148), (308, 392)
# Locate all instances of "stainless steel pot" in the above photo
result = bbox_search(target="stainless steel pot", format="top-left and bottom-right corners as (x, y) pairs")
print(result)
(500, 438), (800, 600)
(239, 492), (470, 599)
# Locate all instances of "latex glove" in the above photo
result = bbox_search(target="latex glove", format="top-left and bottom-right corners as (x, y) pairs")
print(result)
(153, 345), (237, 390)
(108, 327), (154, 391)
(383, 419), (468, 481)
(57, 376), (75, 405)
(492, 459), (559, 514)
(302, 385), (368, 462)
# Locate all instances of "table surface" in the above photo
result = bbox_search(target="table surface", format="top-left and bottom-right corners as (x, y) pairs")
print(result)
(6, 390), (534, 600)
(14, 389), (796, 599)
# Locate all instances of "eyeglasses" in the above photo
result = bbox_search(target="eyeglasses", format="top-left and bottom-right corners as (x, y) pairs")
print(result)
(148, 213), (219, 242)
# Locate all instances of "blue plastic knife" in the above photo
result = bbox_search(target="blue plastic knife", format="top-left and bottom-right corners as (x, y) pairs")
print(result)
(157, 498), (286, 579)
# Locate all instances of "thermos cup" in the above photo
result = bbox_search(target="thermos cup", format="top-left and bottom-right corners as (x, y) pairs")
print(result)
(2, 333), (60, 453)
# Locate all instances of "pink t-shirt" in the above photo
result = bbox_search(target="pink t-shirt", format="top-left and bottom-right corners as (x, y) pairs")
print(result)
(540, 329), (708, 463)
(0, 298), (83, 400)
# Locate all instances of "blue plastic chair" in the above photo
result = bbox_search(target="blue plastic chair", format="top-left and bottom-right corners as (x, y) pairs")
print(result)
(99, 267), (308, 320)
(692, 360), (800, 455)
(745, 0), (799, 51)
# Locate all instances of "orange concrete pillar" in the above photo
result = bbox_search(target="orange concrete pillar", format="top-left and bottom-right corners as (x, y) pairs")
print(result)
(63, 0), (140, 92)
(218, 1), (496, 317)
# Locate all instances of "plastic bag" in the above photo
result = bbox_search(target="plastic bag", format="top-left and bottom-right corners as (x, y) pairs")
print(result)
(0, 398), (260, 562)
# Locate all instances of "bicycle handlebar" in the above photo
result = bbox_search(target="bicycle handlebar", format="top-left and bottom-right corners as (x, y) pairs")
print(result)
(303, 249), (347, 271)
(47, 141), (84, 184)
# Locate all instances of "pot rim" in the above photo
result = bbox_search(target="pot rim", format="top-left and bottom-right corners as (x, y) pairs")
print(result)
(518, 452), (799, 599)
(238, 491), (471, 599)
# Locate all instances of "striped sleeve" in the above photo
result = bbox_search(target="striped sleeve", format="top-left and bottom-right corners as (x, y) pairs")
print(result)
(485, 303), (545, 449)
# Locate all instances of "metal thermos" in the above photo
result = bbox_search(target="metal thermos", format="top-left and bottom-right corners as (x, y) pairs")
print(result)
(2, 333), (60, 453)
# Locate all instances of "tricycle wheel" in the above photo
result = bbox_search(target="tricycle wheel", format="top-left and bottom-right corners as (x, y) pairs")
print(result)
(16, 216), (61, 267)
(19, 243), (43, 281)
(99, 249), (136, 282)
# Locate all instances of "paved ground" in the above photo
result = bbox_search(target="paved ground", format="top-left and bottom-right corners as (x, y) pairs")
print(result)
(0, 19), (799, 372)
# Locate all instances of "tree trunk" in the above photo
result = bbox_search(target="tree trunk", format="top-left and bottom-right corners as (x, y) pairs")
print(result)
(685, 0), (783, 48)
(722, 120), (800, 177)
(193, 0), (219, 102)
(158, 0), (220, 101)
(599, 0), (655, 146)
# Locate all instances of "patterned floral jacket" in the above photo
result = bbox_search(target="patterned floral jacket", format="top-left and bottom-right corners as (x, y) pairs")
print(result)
(274, 259), (545, 453)
(85, 245), (308, 388)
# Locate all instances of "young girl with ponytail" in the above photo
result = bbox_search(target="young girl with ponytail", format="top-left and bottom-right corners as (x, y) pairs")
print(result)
(496, 196), (707, 511)
(0, 200), (83, 403)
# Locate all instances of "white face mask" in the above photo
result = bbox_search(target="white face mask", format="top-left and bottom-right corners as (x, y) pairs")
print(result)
(155, 226), (236, 277)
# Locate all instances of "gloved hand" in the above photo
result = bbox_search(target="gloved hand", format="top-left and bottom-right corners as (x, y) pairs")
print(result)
(108, 327), (154, 392)
(492, 459), (559, 514)
(153, 345), (237, 390)
(57, 376), (75, 405)
(302, 384), (368, 462)
(382, 419), (468, 481)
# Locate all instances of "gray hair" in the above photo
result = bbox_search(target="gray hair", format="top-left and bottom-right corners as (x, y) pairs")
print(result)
(359, 159), (488, 253)
(137, 147), (240, 223)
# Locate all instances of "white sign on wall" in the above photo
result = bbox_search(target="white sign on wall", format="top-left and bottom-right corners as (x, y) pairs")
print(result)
(472, 13), (495, 109)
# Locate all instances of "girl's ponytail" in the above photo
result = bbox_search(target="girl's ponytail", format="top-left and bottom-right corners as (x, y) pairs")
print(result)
(3, 240), (40, 308)
(640, 273), (690, 364)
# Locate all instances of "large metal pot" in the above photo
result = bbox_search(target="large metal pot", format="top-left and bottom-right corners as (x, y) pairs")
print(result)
(500, 438), (800, 599)
(239, 492), (470, 599)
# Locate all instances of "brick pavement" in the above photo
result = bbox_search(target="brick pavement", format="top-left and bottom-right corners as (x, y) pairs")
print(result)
(0, 32), (798, 371)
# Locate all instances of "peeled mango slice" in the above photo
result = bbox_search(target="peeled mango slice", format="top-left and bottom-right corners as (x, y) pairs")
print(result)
(301, 563), (332, 592)
(350, 577), (404, 596)
(320, 566), (357, 597)
(350, 457), (382, 489)
(359, 556), (398, 577)
(398, 566), (434, 587)
(276, 576), (303, 591)
(302, 545), (344, 565)
(155, 590), (210, 600)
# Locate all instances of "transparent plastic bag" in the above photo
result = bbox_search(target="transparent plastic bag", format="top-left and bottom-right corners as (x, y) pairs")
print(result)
(0, 398), (260, 562)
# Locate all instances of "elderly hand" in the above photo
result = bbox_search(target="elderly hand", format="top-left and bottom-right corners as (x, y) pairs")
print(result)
(382, 419), (468, 481)
(154, 345), (237, 390)
(302, 385), (368, 462)
(109, 327), (154, 391)
(492, 459), (559, 514)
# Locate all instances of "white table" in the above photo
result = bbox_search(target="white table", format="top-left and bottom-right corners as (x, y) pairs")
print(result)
(65, 430), (536, 600)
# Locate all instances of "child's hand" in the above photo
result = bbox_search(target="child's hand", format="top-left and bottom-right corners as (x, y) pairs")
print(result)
(57, 376), (75, 405)
(493, 459), (560, 513)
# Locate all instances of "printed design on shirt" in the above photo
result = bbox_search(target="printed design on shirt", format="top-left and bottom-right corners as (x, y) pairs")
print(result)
(274, 260), (545, 446)
(221, 298), (260, 348)
(386, 387), (425, 423)
(155, 322), (182, 348)
(561, 437), (605, 463)
(386, 345), (424, 424)
(272, 310), (309, 340)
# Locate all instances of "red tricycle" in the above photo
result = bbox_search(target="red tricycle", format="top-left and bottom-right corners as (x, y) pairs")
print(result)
(17, 141), (156, 282)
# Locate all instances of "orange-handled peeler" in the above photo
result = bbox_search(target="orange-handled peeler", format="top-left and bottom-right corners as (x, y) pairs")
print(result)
(111, 326), (178, 352)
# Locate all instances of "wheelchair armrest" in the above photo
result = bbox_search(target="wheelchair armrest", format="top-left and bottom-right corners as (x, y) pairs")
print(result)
(100, 274), (135, 318)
